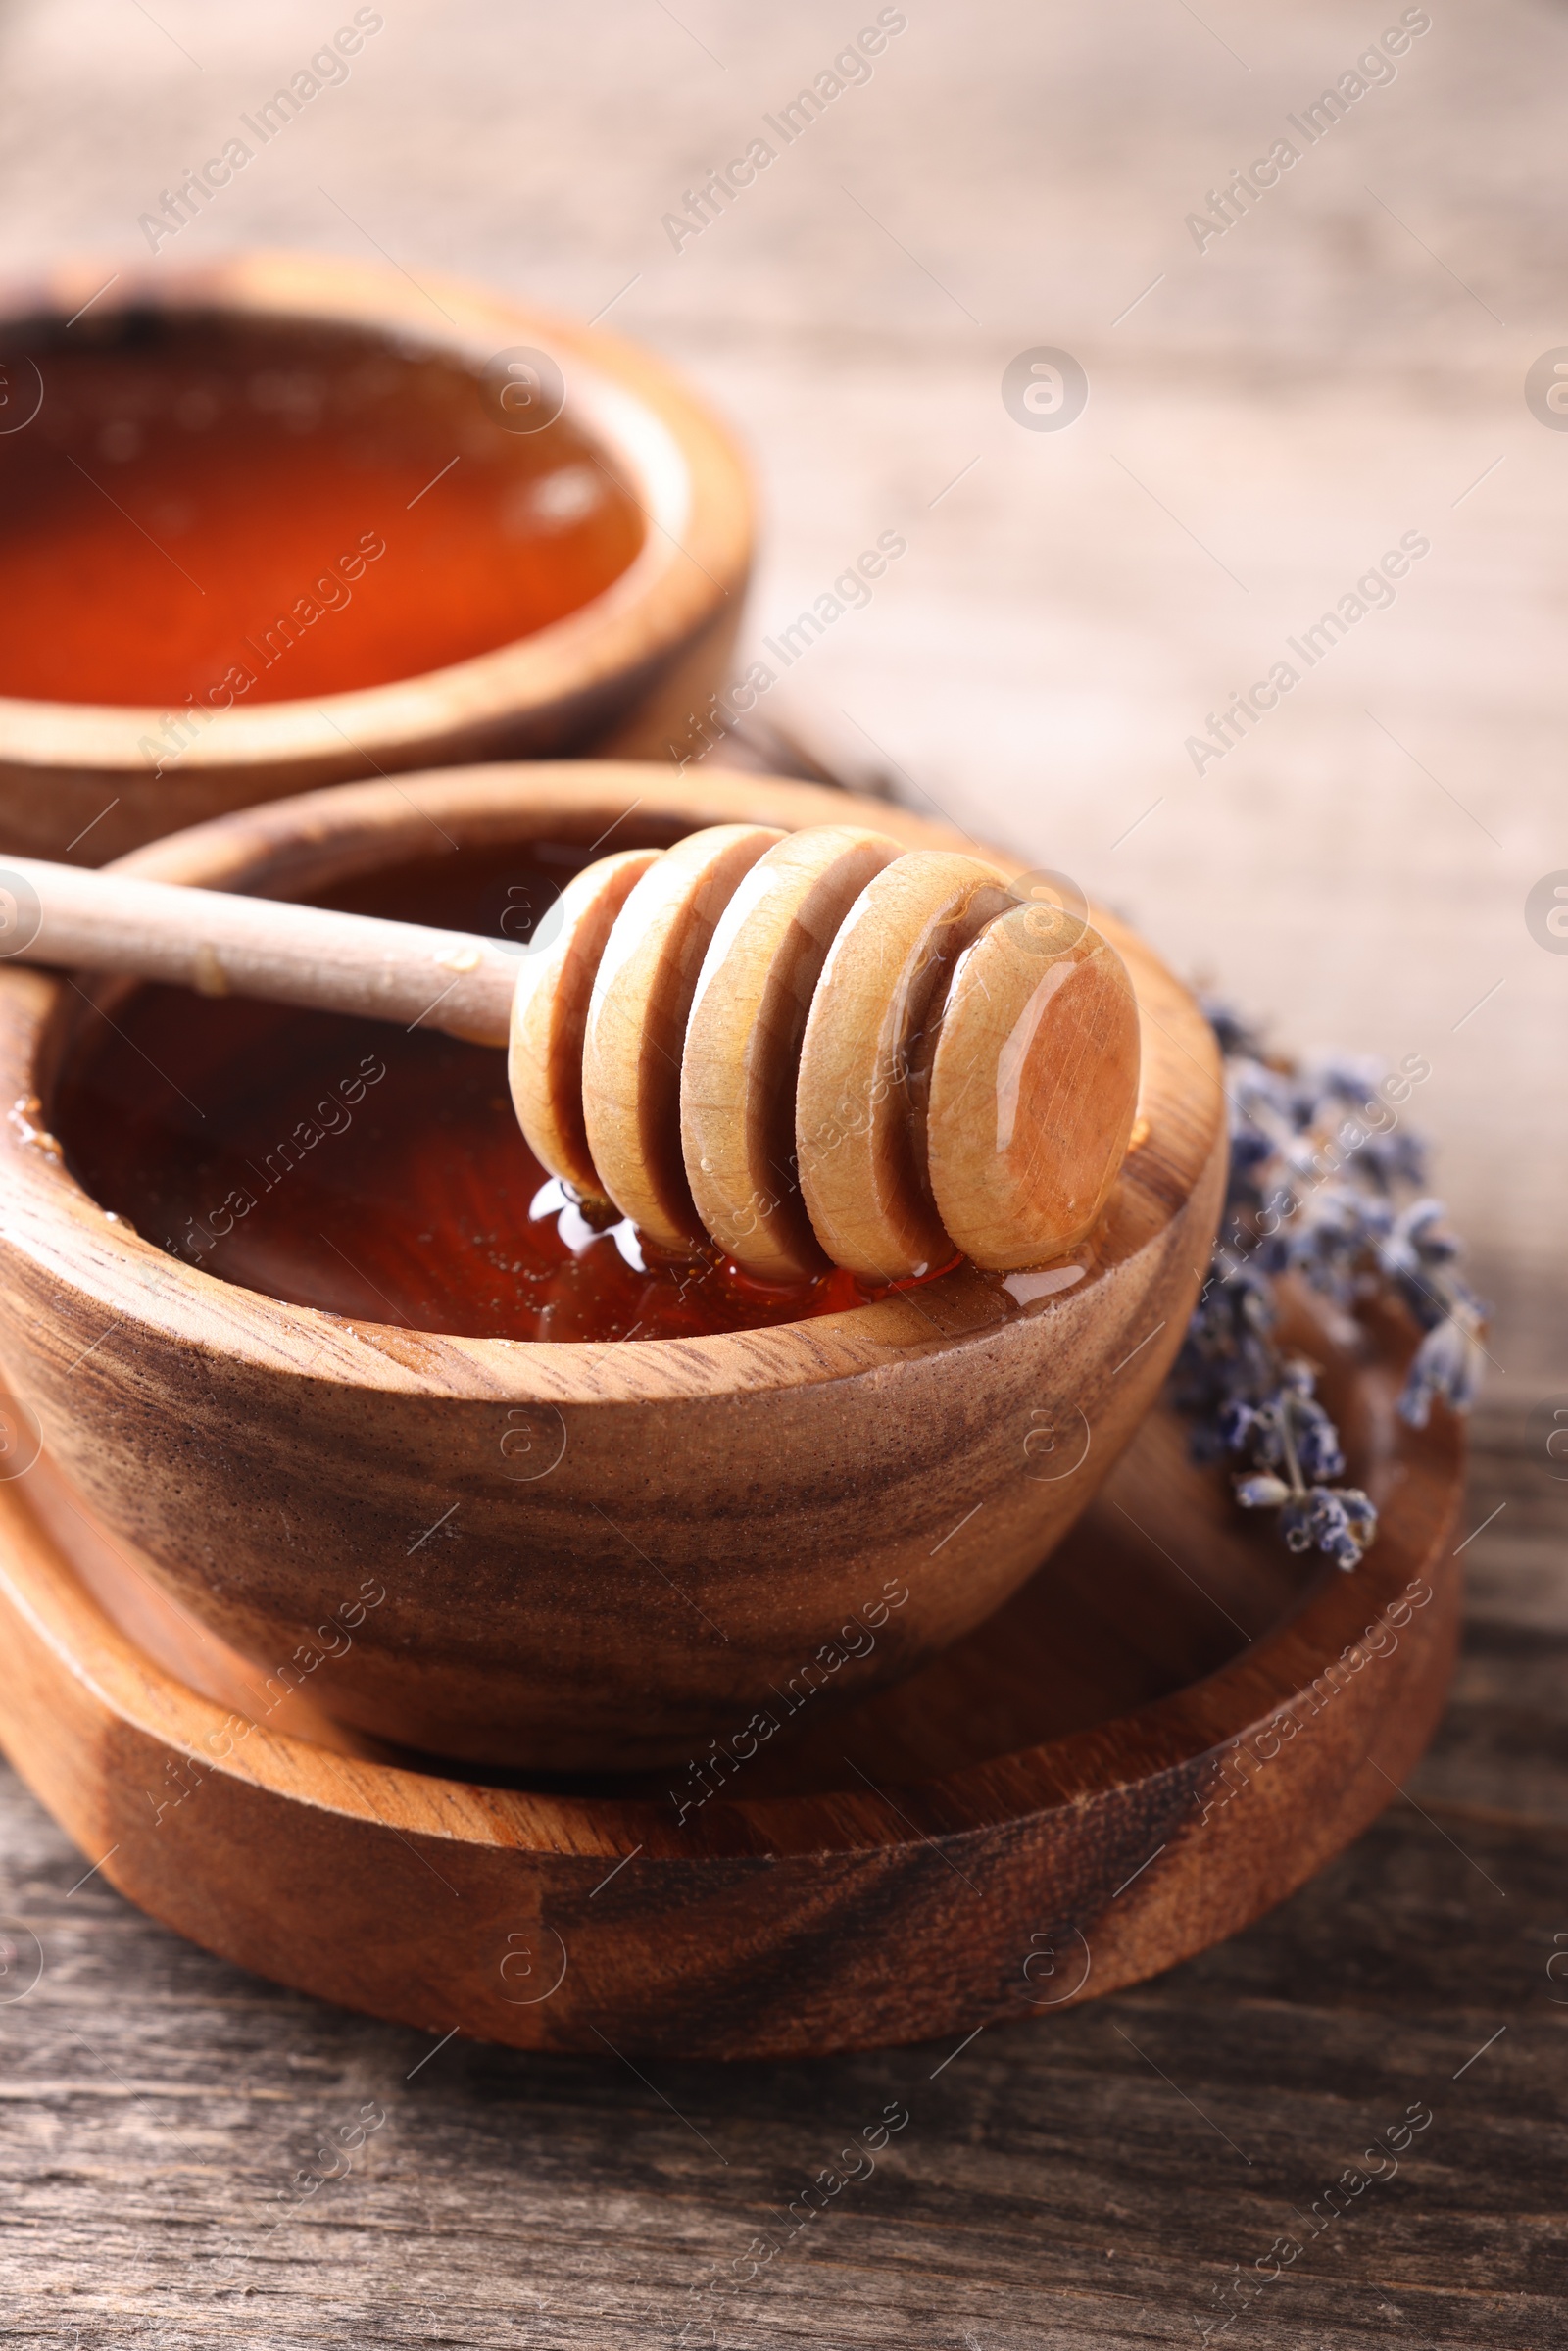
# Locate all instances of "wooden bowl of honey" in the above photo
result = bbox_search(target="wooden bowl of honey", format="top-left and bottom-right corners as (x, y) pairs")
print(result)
(0, 254), (750, 865)
(0, 763), (1225, 1771)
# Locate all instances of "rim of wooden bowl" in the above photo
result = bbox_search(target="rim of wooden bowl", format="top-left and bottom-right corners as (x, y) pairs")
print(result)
(0, 250), (752, 783)
(0, 762), (1225, 1408)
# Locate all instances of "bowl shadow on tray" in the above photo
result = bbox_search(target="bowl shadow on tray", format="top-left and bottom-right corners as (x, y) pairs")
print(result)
(407, 1400), (1330, 1803)
(360, 1281), (1389, 1801)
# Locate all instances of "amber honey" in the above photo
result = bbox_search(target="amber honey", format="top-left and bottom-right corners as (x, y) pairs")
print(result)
(0, 310), (643, 709)
(52, 846), (902, 1344)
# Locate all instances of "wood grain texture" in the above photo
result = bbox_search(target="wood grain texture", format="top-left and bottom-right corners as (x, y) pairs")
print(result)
(0, 1292), (1462, 2075)
(3, 1412), (1559, 2351)
(0, 764), (1226, 1772)
(0, 251), (754, 864)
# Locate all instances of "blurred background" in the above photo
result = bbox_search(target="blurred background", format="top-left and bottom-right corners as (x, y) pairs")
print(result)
(0, 0), (1560, 1381)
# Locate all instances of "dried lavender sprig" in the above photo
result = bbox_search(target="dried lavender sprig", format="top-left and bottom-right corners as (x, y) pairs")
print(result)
(1169, 1004), (1483, 1571)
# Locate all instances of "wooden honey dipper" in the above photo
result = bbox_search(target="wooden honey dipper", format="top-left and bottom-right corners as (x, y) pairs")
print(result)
(0, 828), (1140, 1281)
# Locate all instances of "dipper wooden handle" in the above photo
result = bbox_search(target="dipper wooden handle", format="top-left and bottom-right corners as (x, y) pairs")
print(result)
(0, 855), (519, 1047)
(0, 835), (1143, 1280)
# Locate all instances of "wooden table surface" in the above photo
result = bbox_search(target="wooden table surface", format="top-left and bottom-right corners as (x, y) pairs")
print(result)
(1, 0), (1565, 2340)
(1, 1400), (1562, 2349)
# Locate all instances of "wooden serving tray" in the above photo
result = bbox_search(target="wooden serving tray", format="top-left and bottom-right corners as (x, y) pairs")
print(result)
(0, 1316), (1461, 2062)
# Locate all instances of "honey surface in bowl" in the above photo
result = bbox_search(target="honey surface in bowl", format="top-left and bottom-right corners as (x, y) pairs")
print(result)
(52, 846), (909, 1345)
(0, 312), (643, 708)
